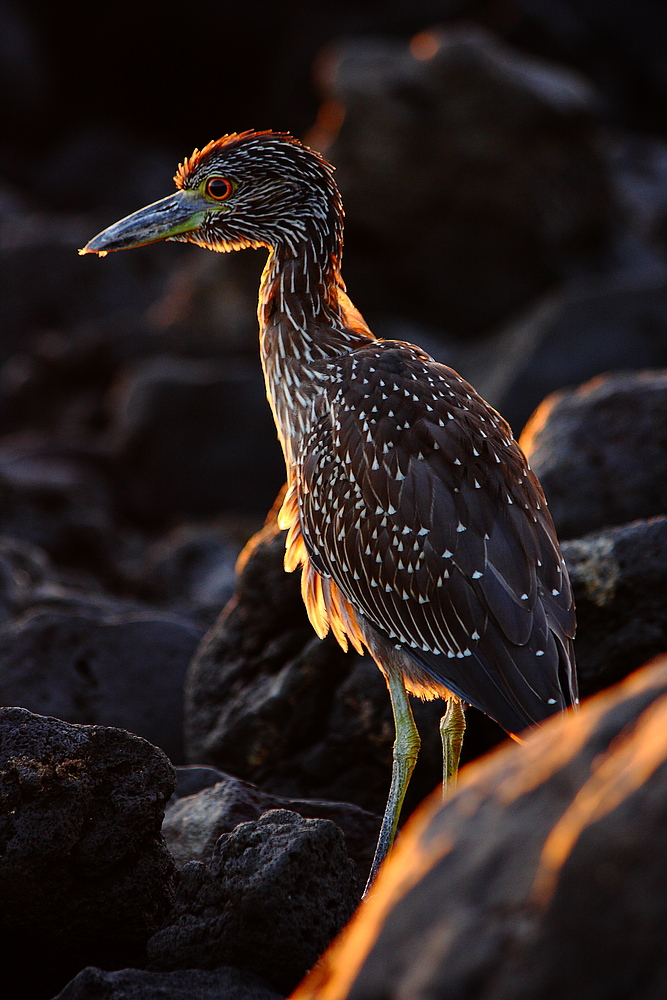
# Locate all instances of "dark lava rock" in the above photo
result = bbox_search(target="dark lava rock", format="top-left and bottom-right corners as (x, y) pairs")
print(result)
(138, 518), (258, 626)
(493, 273), (667, 434)
(521, 369), (667, 539)
(164, 767), (381, 881)
(148, 809), (361, 995)
(314, 25), (612, 336)
(184, 523), (496, 819)
(293, 654), (667, 1000)
(110, 356), (285, 522)
(0, 602), (203, 763)
(563, 517), (667, 699)
(172, 763), (228, 799)
(0, 708), (176, 1000)
(0, 451), (114, 572)
(52, 965), (284, 1000)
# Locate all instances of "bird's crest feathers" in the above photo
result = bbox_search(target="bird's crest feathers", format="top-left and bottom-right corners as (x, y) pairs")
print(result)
(174, 130), (328, 189)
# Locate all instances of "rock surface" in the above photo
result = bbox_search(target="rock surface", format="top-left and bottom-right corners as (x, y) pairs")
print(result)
(137, 519), (257, 627)
(52, 965), (284, 1000)
(0, 452), (114, 572)
(111, 356), (285, 521)
(314, 26), (612, 336)
(164, 766), (381, 881)
(563, 516), (667, 698)
(521, 369), (667, 539)
(0, 602), (203, 763)
(492, 274), (667, 434)
(293, 654), (667, 1000)
(148, 809), (361, 995)
(1, 12), (667, 1000)
(0, 708), (176, 1000)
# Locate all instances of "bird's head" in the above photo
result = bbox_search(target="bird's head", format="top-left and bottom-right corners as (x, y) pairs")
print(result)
(81, 130), (342, 258)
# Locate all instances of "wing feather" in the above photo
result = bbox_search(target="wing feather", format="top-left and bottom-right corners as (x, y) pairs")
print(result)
(291, 341), (576, 733)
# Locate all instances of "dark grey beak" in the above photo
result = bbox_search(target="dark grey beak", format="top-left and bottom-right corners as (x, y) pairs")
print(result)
(80, 189), (209, 255)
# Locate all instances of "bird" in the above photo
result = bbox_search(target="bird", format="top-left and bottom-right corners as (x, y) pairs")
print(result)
(81, 130), (578, 892)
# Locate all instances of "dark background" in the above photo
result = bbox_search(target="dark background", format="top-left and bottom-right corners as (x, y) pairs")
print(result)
(1, 0), (667, 571)
(4, 0), (667, 158)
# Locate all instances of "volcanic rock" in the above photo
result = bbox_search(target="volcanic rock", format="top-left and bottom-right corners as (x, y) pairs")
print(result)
(0, 534), (55, 622)
(0, 601), (203, 763)
(164, 766), (381, 881)
(147, 809), (361, 995)
(0, 708), (176, 1000)
(521, 369), (667, 539)
(137, 518), (257, 627)
(0, 451), (113, 572)
(563, 516), (667, 699)
(313, 25), (612, 336)
(492, 273), (667, 434)
(110, 356), (285, 523)
(293, 654), (667, 1000)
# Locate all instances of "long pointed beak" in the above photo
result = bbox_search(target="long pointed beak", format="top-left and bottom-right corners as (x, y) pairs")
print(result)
(79, 189), (209, 255)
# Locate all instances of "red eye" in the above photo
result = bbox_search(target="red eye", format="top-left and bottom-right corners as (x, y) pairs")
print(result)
(206, 176), (234, 200)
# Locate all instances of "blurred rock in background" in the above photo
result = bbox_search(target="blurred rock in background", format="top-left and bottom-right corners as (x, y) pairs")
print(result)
(2, 2), (667, 997)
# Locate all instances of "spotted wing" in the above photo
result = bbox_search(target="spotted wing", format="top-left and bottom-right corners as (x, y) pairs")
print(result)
(294, 341), (576, 735)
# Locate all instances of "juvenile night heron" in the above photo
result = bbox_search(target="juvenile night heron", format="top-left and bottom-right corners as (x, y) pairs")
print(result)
(82, 130), (577, 891)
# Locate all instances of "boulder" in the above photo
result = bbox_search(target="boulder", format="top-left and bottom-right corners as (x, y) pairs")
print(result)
(51, 965), (284, 1000)
(293, 654), (667, 1000)
(0, 534), (55, 623)
(147, 809), (361, 995)
(137, 519), (257, 627)
(492, 274), (667, 434)
(563, 516), (667, 698)
(0, 601), (203, 763)
(0, 451), (114, 573)
(110, 356), (285, 523)
(313, 25), (612, 336)
(164, 766), (381, 881)
(521, 369), (667, 539)
(0, 708), (176, 1000)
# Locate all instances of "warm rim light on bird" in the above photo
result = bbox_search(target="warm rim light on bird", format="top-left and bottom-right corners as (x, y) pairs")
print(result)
(81, 130), (578, 893)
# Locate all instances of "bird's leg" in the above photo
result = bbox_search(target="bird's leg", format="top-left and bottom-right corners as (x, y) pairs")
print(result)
(440, 697), (466, 798)
(364, 667), (420, 896)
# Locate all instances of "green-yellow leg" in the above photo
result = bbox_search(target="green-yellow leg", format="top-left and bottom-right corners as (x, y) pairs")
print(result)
(364, 668), (421, 896)
(440, 697), (466, 798)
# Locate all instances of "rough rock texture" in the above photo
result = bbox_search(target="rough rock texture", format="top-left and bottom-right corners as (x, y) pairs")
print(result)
(314, 26), (612, 336)
(185, 524), (505, 817)
(0, 603), (203, 763)
(520, 369), (667, 539)
(147, 809), (361, 995)
(52, 965), (284, 1000)
(563, 517), (667, 698)
(0, 708), (176, 1000)
(111, 356), (285, 521)
(293, 654), (667, 1000)
(163, 767), (381, 881)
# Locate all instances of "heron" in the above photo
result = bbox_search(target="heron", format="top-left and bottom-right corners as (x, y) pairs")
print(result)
(81, 130), (577, 892)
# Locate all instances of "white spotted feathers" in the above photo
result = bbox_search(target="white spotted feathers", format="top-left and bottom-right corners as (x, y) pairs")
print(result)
(177, 131), (577, 734)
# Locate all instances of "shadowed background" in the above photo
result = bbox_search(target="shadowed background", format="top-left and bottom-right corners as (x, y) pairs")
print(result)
(2, 4), (667, 996)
